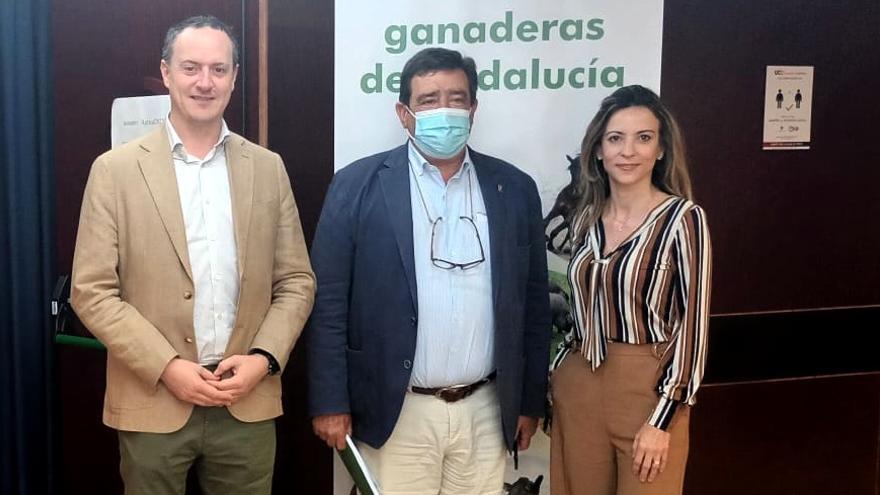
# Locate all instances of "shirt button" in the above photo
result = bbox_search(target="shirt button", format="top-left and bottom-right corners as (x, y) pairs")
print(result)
(185, 337), (194, 343)
(403, 359), (412, 370)
(183, 291), (192, 299)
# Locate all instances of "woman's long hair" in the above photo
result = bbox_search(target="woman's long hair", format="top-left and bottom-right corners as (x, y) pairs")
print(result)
(573, 85), (693, 244)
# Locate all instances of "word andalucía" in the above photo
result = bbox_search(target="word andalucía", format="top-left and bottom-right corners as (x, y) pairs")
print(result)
(361, 58), (624, 94)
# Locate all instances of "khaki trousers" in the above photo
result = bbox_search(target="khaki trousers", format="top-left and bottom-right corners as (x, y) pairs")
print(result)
(118, 406), (276, 495)
(550, 342), (690, 495)
(358, 383), (507, 495)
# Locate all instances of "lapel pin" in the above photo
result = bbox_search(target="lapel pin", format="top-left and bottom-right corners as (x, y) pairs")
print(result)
(497, 184), (503, 192)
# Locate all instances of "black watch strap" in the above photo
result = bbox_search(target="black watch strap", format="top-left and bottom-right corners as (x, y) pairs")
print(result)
(249, 349), (280, 376)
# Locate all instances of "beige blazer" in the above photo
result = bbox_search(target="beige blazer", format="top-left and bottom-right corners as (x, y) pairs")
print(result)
(71, 127), (315, 433)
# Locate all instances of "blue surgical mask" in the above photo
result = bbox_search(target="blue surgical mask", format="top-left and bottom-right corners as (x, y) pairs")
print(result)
(406, 107), (472, 159)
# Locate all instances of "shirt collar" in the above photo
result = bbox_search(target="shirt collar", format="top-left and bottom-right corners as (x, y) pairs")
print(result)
(165, 113), (230, 159)
(407, 141), (473, 180)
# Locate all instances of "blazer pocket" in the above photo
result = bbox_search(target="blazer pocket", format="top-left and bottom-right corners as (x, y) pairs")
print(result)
(107, 387), (155, 411)
(107, 380), (157, 411)
(106, 362), (156, 410)
(252, 375), (282, 398)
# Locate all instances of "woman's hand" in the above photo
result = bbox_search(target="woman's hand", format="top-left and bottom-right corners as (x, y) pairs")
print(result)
(631, 423), (670, 482)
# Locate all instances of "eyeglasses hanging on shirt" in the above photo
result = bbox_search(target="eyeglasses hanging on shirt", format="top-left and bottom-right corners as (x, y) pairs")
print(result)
(411, 165), (486, 271)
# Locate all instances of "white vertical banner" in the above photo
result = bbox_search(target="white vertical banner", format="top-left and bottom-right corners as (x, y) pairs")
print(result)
(333, 2), (663, 493)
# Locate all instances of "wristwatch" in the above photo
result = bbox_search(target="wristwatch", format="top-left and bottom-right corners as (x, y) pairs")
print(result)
(249, 349), (280, 376)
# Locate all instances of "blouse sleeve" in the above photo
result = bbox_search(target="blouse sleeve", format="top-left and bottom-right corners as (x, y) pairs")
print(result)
(647, 204), (712, 430)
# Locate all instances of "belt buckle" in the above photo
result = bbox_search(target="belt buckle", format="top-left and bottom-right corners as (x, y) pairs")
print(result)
(436, 385), (470, 403)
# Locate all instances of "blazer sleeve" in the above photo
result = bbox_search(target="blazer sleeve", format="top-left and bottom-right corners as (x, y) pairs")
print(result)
(71, 155), (178, 387)
(306, 171), (356, 417)
(248, 155), (316, 371)
(520, 176), (553, 417)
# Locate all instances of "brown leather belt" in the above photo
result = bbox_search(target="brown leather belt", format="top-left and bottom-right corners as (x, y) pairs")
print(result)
(410, 371), (496, 403)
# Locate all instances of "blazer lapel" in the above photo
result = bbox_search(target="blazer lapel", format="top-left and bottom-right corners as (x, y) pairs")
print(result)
(137, 128), (193, 282)
(226, 134), (253, 279)
(378, 145), (418, 310)
(472, 150), (504, 306)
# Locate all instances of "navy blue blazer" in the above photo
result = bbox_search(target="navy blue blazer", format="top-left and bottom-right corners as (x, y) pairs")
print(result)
(306, 144), (551, 449)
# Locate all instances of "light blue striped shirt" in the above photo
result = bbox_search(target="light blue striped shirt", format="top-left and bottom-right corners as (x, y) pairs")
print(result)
(407, 143), (495, 388)
(166, 117), (238, 365)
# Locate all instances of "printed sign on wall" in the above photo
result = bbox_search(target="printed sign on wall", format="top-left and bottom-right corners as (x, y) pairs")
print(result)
(110, 95), (170, 148)
(763, 66), (814, 150)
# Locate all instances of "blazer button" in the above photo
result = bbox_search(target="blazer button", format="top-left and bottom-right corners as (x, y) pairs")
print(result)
(410, 317), (417, 326)
(185, 337), (194, 343)
(183, 291), (193, 300)
(403, 359), (412, 370)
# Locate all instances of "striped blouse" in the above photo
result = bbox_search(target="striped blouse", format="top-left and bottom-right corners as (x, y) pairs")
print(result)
(554, 196), (712, 430)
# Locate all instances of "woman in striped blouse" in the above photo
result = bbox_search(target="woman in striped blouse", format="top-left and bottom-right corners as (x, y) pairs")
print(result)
(550, 85), (711, 495)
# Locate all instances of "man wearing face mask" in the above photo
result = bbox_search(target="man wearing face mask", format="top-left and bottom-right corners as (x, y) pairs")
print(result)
(307, 47), (551, 493)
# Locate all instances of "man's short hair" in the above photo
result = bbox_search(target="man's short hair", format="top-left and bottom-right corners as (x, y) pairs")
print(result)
(398, 48), (478, 106)
(162, 15), (240, 66)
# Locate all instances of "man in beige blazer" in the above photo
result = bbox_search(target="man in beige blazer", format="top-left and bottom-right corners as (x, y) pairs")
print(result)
(71, 15), (315, 494)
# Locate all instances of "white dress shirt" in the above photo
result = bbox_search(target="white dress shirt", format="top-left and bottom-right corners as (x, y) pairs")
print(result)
(408, 143), (494, 388)
(166, 118), (239, 365)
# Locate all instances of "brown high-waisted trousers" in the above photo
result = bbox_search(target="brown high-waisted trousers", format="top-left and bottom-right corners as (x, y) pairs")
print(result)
(550, 342), (691, 495)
